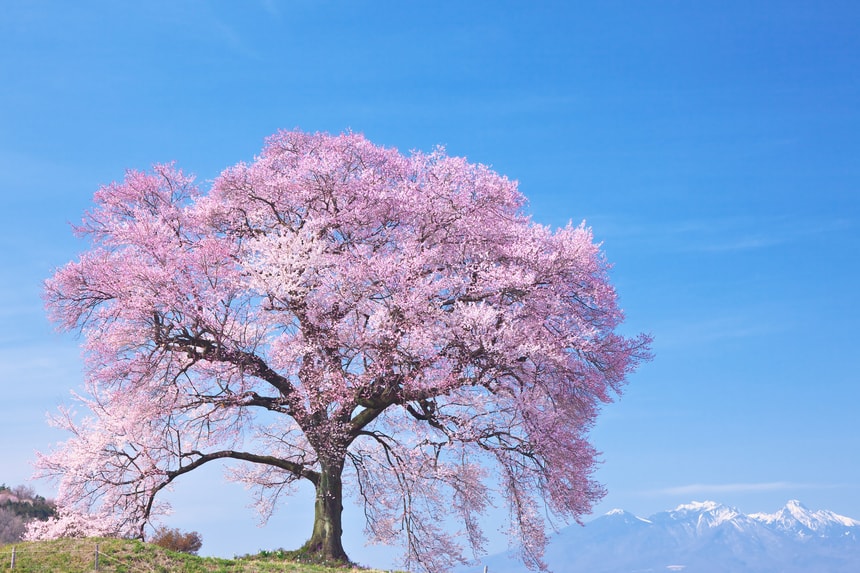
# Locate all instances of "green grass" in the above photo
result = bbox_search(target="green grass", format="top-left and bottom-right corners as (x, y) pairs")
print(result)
(0, 538), (391, 573)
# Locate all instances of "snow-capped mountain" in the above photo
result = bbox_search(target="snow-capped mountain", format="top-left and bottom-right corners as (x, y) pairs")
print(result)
(467, 501), (860, 573)
(750, 499), (860, 538)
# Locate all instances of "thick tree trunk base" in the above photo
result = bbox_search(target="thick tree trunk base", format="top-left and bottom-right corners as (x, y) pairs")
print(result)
(295, 537), (350, 565)
(295, 458), (349, 564)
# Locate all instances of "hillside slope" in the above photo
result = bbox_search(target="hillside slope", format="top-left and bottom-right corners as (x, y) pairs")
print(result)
(0, 537), (387, 573)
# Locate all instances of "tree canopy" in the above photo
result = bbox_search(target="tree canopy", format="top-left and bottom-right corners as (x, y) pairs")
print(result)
(33, 130), (650, 571)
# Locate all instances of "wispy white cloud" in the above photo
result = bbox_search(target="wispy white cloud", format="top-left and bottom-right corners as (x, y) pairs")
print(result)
(259, 0), (282, 19)
(0, 343), (83, 400)
(652, 314), (785, 350)
(591, 214), (854, 255)
(648, 482), (836, 496)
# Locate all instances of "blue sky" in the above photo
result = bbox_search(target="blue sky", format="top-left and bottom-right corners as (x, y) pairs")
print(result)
(1, 0), (858, 567)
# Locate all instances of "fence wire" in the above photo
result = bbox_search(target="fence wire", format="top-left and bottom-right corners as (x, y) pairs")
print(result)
(1, 542), (162, 572)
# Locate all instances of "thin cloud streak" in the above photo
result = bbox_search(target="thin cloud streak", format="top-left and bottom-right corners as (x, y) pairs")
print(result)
(649, 482), (837, 496)
(590, 215), (854, 255)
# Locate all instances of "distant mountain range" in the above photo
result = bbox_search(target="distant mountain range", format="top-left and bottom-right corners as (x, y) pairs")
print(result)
(469, 500), (860, 573)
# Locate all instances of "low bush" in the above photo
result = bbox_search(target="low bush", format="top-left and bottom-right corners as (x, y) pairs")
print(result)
(150, 526), (203, 555)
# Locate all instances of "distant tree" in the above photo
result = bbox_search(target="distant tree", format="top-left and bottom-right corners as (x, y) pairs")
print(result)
(3, 498), (55, 522)
(11, 485), (36, 499)
(0, 484), (56, 543)
(32, 130), (650, 571)
(0, 508), (27, 544)
(150, 526), (203, 554)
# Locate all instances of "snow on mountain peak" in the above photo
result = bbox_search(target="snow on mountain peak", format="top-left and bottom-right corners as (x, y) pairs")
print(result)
(674, 500), (722, 512)
(786, 499), (813, 519)
(667, 500), (744, 529)
(749, 500), (860, 534)
(603, 508), (653, 524)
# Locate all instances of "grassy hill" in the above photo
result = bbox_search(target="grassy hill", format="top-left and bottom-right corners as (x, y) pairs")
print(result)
(0, 538), (390, 573)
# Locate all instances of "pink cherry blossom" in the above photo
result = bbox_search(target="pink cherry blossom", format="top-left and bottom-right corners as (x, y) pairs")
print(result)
(35, 130), (651, 571)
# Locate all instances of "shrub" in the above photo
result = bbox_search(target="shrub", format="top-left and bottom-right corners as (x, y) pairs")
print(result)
(150, 526), (203, 554)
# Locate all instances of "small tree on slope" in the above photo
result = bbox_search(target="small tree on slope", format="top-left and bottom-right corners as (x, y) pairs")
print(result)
(31, 130), (650, 572)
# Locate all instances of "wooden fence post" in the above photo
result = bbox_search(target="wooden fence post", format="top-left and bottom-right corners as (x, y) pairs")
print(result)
(94, 542), (100, 571)
(10, 546), (15, 569)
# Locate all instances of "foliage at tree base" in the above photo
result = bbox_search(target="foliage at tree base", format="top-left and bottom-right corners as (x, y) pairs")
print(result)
(247, 545), (352, 568)
(0, 537), (388, 573)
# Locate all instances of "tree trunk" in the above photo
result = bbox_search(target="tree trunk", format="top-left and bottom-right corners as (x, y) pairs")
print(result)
(300, 458), (349, 563)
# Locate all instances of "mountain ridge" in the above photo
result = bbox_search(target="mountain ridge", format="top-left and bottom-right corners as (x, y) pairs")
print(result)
(468, 500), (860, 573)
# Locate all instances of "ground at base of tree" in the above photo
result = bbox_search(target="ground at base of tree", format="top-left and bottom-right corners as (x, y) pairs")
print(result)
(0, 537), (393, 573)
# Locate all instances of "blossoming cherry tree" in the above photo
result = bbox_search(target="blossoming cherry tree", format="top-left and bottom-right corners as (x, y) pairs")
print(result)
(35, 130), (650, 572)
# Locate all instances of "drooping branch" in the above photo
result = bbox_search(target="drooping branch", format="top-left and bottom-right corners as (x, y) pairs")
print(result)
(137, 448), (321, 537)
(172, 450), (320, 485)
